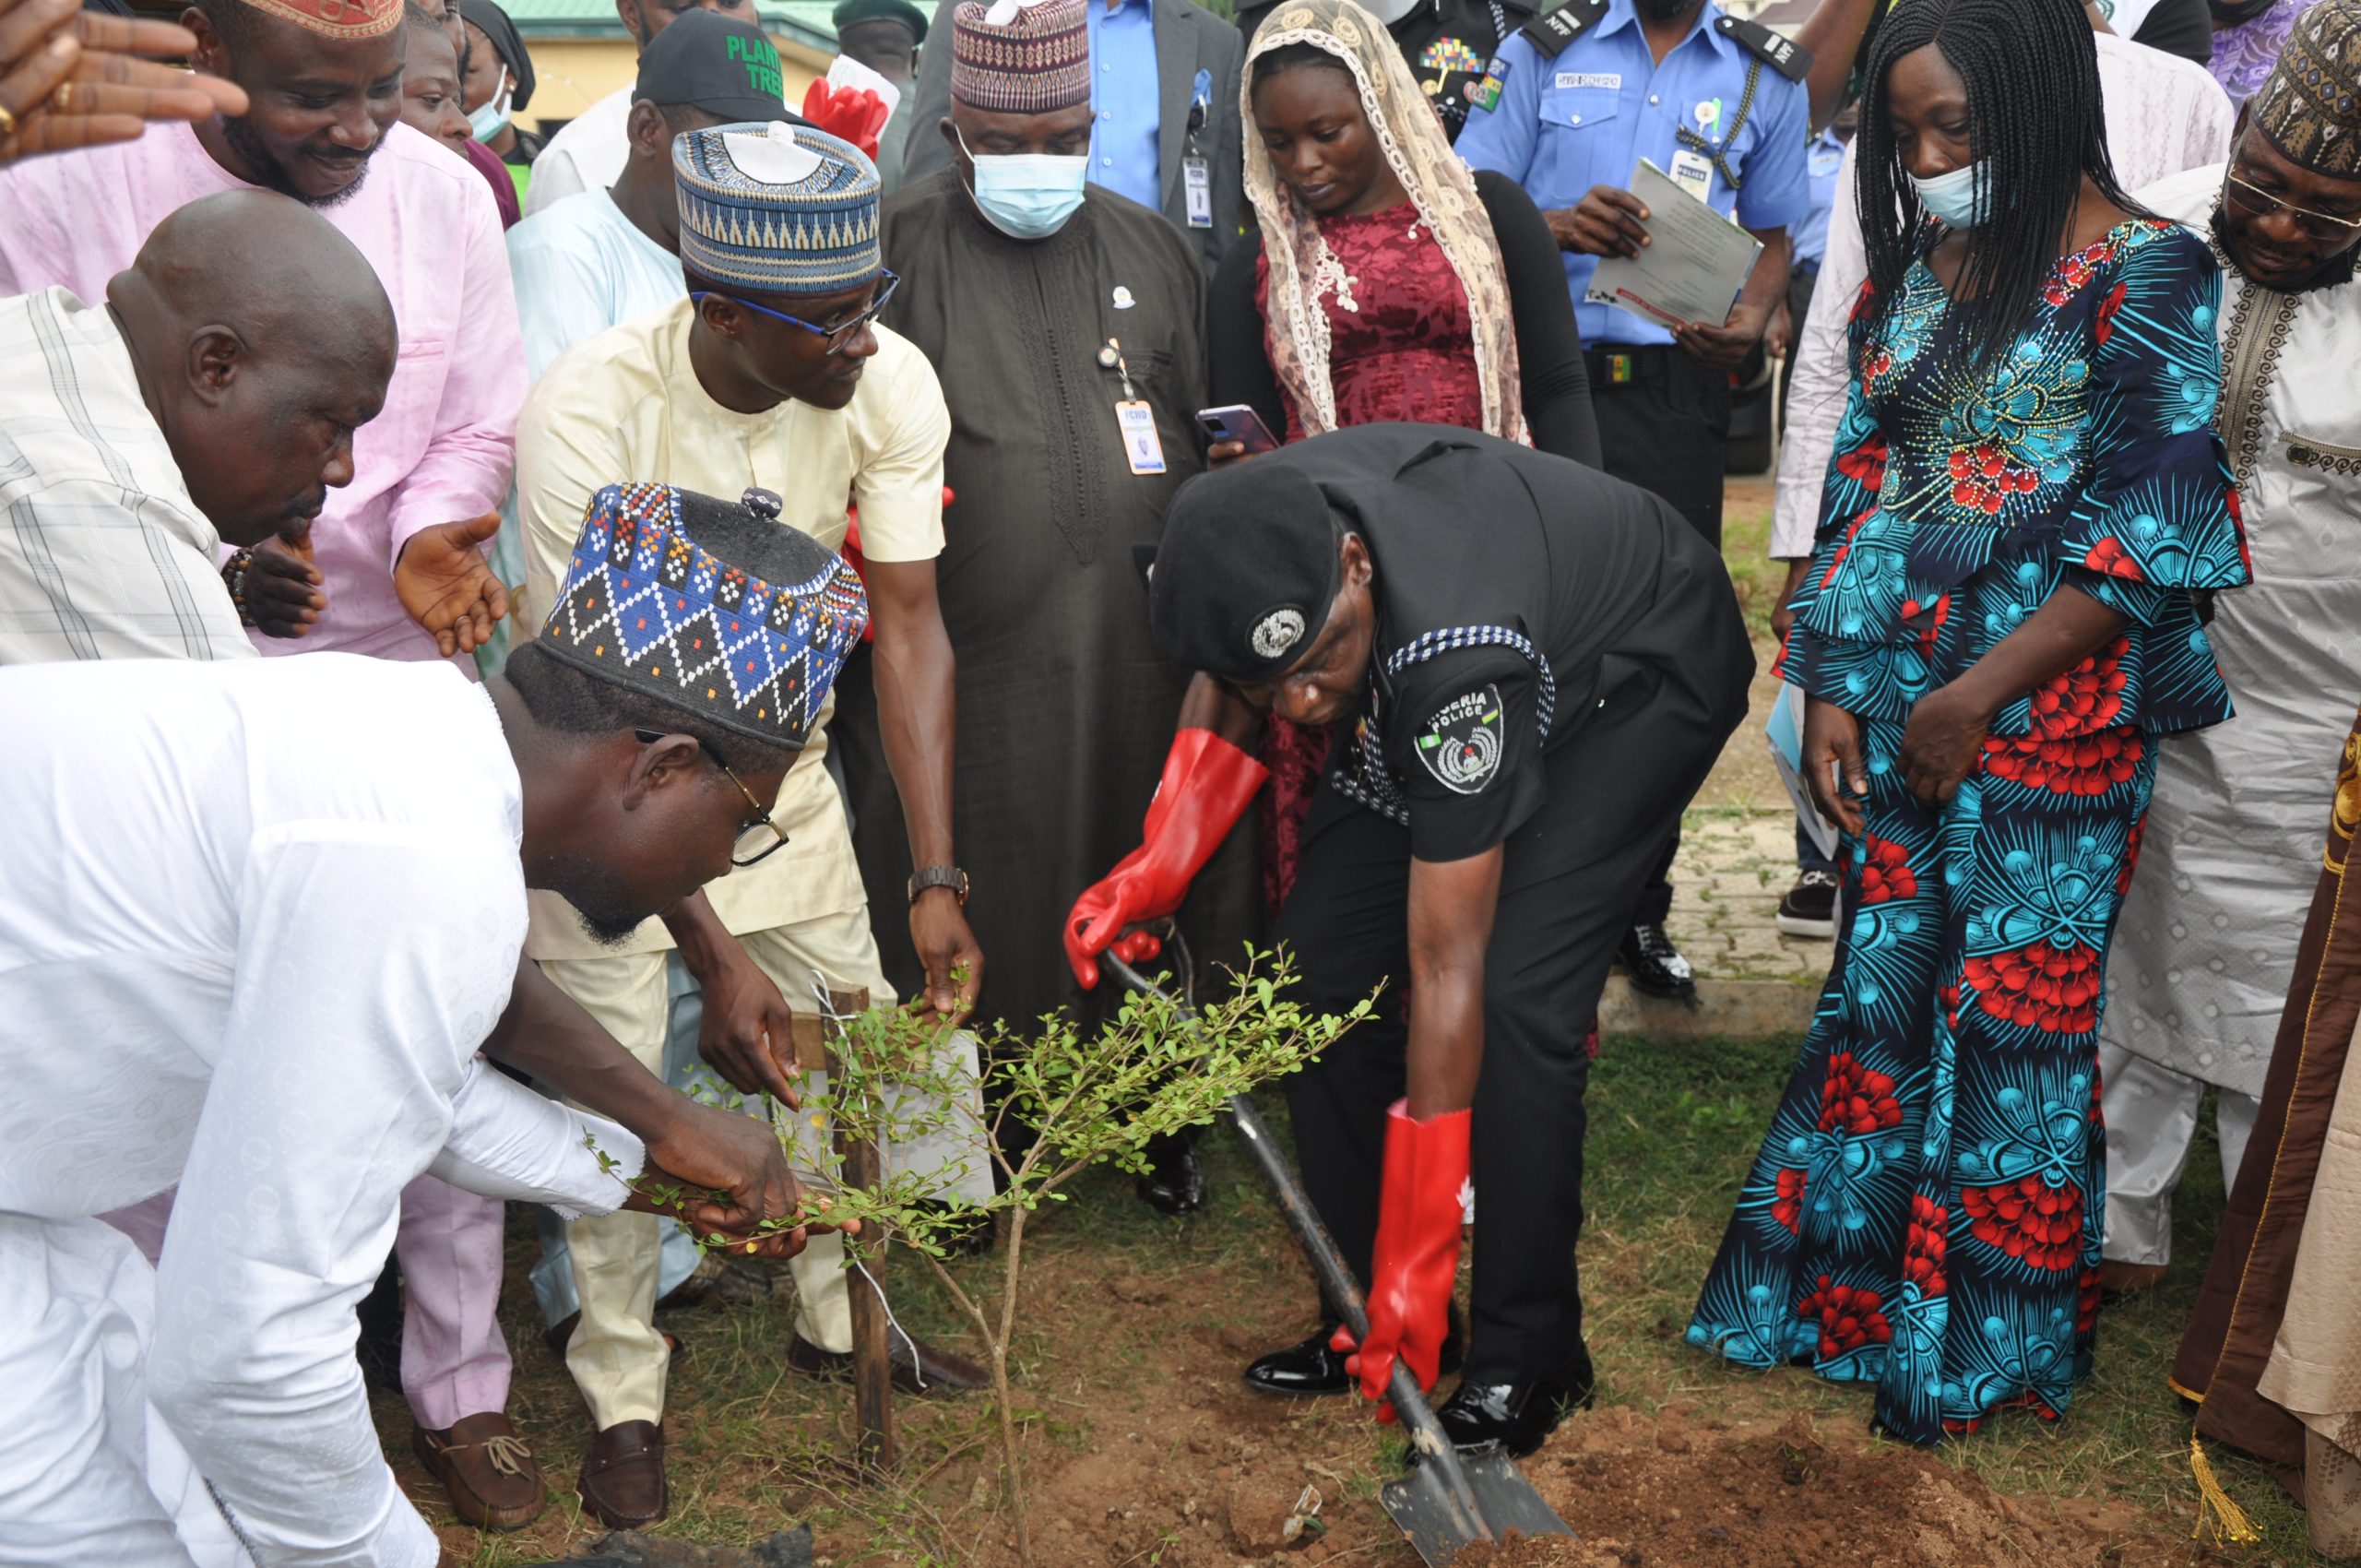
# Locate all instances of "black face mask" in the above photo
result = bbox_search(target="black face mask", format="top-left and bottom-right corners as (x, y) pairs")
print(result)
(2212, 199), (2361, 292)
(2209, 0), (2280, 23)
(1633, 0), (1697, 21)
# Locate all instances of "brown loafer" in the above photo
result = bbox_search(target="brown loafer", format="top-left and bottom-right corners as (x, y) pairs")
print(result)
(412, 1411), (547, 1530)
(787, 1330), (988, 1396)
(2099, 1259), (2170, 1295)
(577, 1419), (669, 1528)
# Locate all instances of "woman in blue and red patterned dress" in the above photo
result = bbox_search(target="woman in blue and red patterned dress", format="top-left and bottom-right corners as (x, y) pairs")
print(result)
(1687, 0), (2248, 1445)
(1205, 0), (1599, 920)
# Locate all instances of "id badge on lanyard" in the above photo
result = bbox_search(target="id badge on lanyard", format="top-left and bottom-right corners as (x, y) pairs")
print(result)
(1101, 337), (1168, 475)
(1183, 157), (1213, 228)
(1183, 68), (1214, 229)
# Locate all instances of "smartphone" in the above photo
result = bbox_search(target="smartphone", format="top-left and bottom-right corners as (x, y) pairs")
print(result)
(1194, 404), (1280, 456)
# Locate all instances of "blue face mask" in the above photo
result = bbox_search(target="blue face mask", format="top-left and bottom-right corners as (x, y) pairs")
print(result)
(1910, 160), (1991, 229)
(958, 129), (1087, 239)
(468, 74), (511, 141)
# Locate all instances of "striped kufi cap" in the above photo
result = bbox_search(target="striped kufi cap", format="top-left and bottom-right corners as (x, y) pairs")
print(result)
(2253, 0), (2361, 177)
(673, 121), (883, 295)
(951, 0), (1090, 113)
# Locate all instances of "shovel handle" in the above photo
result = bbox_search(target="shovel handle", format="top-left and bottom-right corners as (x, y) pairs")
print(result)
(1105, 948), (1494, 1540)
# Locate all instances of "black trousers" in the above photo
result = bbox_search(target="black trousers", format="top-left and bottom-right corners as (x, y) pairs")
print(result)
(1584, 346), (1732, 923)
(1274, 674), (1738, 1384)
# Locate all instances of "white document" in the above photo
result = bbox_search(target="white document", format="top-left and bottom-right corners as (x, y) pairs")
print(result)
(1766, 683), (1840, 863)
(1584, 159), (1763, 332)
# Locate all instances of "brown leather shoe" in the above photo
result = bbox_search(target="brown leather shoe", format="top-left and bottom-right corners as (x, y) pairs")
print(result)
(787, 1331), (988, 1396)
(576, 1420), (668, 1528)
(411, 1411), (547, 1530)
(2099, 1259), (2170, 1295)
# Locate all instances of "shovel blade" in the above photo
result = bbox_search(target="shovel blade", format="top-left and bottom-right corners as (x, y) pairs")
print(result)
(1379, 1449), (1574, 1565)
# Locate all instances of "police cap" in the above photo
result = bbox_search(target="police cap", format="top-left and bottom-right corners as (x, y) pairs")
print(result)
(1150, 464), (1345, 684)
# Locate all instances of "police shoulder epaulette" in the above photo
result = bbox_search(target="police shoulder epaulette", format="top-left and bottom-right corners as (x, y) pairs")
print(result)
(1713, 14), (1812, 82)
(1517, 0), (1607, 58)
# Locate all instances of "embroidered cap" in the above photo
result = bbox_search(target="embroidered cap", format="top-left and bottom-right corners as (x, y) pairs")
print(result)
(538, 482), (870, 753)
(951, 0), (1091, 113)
(2251, 0), (2361, 176)
(1148, 464), (1346, 683)
(673, 120), (883, 295)
(238, 0), (400, 39)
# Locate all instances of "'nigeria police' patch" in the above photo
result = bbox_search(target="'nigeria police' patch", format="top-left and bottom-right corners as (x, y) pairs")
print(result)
(1252, 607), (1307, 660)
(1416, 685), (1504, 794)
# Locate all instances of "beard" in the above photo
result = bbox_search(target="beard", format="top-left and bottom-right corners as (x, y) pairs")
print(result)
(218, 113), (379, 208)
(1633, 0), (1698, 19)
(2212, 200), (2361, 293)
(539, 853), (662, 947)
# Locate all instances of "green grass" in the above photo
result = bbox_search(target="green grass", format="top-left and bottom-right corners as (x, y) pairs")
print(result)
(1580, 1035), (2314, 1562)
(401, 1036), (2321, 1564)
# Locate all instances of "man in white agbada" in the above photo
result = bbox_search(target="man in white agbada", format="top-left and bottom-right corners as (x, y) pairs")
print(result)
(2096, 0), (2361, 1287)
(0, 473), (865, 1565)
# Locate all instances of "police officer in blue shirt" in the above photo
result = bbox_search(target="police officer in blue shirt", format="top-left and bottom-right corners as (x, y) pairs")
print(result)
(1455, 0), (1808, 999)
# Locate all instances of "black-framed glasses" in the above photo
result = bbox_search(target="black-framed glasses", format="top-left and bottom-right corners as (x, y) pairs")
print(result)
(635, 729), (789, 866)
(689, 268), (901, 356)
(2223, 169), (2361, 242)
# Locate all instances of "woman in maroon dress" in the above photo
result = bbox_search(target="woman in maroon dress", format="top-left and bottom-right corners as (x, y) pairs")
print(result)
(1209, 0), (1599, 916)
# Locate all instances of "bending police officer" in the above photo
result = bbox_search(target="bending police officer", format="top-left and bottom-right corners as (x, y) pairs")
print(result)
(1063, 422), (1753, 1454)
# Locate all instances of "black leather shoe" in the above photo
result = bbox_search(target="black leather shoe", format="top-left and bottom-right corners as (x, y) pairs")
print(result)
(1618, 921), (1697, 999)
(1242, 1314), (1464, 1396)
(1435, 1352), (1596, 1457)
(1136, 1132), (1204, 1216)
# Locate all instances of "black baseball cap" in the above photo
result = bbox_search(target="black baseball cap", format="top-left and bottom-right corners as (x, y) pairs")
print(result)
(1149, 464), (1345, 684)
(635, 10), (792, 121)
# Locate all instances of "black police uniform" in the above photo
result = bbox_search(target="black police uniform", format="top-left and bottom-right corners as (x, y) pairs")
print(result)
(1179, 424), (1753, 1384)
(1234, 0), (1537, 142)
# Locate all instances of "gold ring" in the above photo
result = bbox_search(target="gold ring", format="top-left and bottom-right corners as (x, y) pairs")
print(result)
(50, 81), (71, 114)
(0, 104), (17, 138)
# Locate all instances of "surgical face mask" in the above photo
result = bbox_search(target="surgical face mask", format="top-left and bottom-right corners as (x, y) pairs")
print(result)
(469, 72), (511, 140)
(1357, 0), (1424, 23)
(957, 127), (1087, 239)
(1911, 159), (1991, 229)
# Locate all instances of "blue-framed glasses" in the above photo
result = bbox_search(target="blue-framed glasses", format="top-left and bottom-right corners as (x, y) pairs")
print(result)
(690, 268), (901, 356)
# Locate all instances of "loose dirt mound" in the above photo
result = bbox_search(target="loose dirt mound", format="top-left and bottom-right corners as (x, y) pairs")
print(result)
(1451, 1407), (2204, 1568)
(937, 1396), (2211, 1568)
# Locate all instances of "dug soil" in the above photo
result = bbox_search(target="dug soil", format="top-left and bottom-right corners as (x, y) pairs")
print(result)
(396, 1181), (2229, 1568)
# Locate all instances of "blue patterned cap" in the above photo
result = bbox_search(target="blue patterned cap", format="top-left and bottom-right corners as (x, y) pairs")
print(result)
(673, 119), (882, 296)
(538, 482), (870, 753)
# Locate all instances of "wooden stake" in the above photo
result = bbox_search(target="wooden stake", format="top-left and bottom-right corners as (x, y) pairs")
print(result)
(821, 986), (894, 1473)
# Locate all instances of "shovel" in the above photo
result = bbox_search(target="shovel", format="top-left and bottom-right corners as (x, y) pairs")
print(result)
(1105, 941), (1574, 1566)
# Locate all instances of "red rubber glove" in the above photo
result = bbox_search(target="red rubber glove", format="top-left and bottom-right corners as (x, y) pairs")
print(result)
(1064, 728), (1267, 989)
(1332, 1100), (1470, 1422)
(800, 80), (890, 160)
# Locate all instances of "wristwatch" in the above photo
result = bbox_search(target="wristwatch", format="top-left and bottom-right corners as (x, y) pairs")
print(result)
(908, 864), (969, 906)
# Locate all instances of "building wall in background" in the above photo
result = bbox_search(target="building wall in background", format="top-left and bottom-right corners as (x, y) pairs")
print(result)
(520, 33), (832, 128)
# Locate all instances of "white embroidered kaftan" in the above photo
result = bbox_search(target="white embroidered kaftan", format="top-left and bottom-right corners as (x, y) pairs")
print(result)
(2101, 163), (2361, 1099)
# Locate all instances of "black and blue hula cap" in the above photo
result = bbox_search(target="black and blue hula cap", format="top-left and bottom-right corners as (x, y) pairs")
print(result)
(1150, 463), (1344, 685)
(538, 482), (870, 753)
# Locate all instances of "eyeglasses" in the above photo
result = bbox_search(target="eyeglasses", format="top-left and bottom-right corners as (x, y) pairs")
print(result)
(635, 729), (789, 866)
(2223, 169), (2361, 242)
(689, 269), (901, 356)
